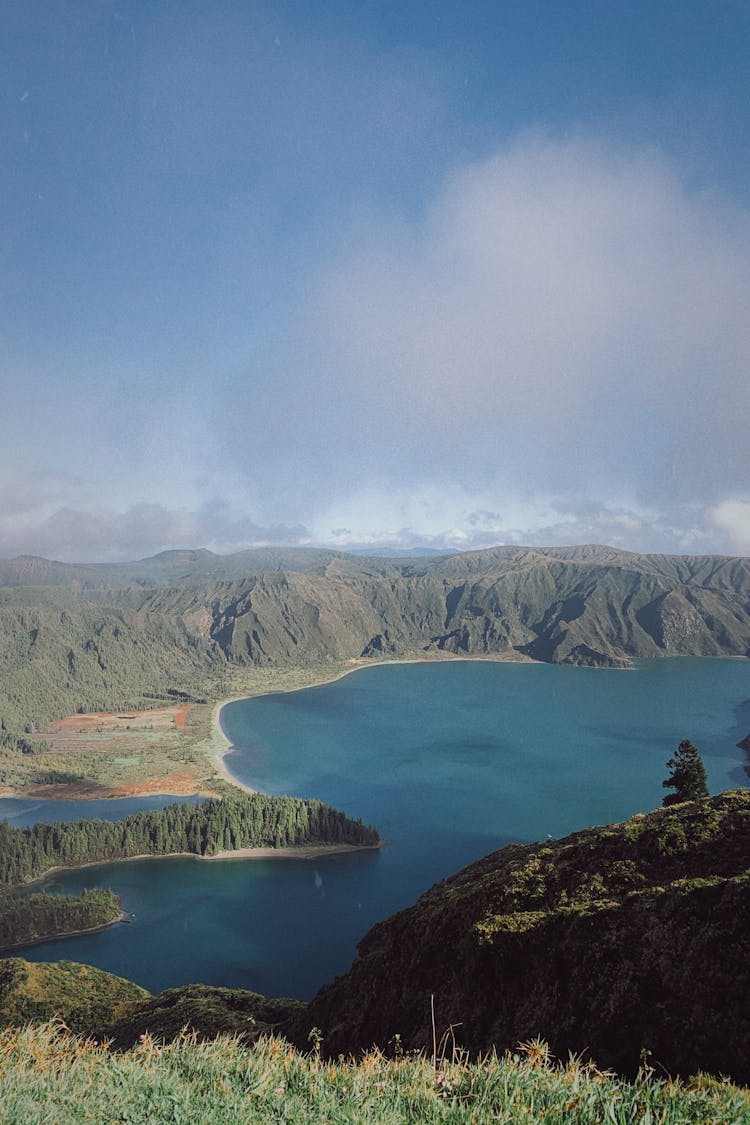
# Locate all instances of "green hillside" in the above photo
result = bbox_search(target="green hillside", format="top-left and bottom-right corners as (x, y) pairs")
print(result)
(301, 790), (750, 1084)
(2, 793), (750, 1118)
(0, 958), (147, 1035)
(2, 544), (749, 769)
(0, 959), (301, 1046)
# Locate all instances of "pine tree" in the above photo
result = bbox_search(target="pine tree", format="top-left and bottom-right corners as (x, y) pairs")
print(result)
(662, 739), (709, 805)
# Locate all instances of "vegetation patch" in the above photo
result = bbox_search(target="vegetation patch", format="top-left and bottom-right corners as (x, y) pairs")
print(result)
(0, 959), (147, 1036)
(0, 1024), (748, 1124)
(0, 888), (121, 951)
(301, 791), (750, 1084)
(0, 793), (381, 887)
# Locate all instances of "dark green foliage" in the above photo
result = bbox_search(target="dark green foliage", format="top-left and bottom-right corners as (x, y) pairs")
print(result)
(0, 888), (120, 950)
(300, 790), (750, 1084)
(105, 984), (305, 1048)
(0, 794), (380, 887)
(663, 739), (709, 805)
(0, 730), (42, 757)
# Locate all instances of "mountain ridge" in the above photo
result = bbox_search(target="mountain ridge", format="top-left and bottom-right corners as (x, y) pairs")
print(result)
(1, 544), (748, 743)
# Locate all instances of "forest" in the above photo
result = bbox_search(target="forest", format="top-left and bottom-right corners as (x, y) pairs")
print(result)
(0, 793), (380, 887)
(0, 888), (120, 951)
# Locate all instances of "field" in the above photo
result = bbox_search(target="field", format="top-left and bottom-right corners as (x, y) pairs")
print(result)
(0, 659), (385, 799)
(0, 701), (221, 799)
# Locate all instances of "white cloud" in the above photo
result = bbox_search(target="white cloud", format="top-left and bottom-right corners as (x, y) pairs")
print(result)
(708, 499), (750, 555)
(0, 496), (309, 563)
(307, 134), (750, 509)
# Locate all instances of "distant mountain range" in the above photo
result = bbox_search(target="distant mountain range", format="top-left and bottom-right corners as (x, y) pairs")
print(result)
(1, 543), (749, 734)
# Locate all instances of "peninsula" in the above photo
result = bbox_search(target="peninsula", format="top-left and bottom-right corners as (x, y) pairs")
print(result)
(0, 792), (381, 950)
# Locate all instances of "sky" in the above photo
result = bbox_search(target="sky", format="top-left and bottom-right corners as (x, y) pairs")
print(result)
(3, 0), (750, 561)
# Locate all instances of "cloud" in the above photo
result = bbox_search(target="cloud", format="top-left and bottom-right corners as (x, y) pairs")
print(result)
(304, 134), (750, 511)
(708, 499), (750, 555)
(6, 134), (750, 561)
(0, 472), (84, 518)
(309, 482), (725, 557)
(0, 496), (309, 563)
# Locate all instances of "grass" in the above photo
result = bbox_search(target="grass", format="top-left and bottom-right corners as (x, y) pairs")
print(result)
(0, 1024), (747, 1124)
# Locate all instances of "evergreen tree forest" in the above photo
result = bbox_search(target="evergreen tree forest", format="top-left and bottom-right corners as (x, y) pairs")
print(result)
(0, 888), (120, 950)
(0, 794), (380, 887)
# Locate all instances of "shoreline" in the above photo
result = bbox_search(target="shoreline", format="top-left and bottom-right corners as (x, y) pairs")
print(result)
(4, 650), (681, 807)
(0, 910), (129, 955)
(211, 652), (538, 794)
(25, 840), (383, 889)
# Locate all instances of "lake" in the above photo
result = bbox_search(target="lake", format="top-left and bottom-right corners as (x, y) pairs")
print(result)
(0, 793), (203, 829)
(14, 658), (750, 999)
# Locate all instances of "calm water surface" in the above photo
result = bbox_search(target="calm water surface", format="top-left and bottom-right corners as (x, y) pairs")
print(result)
(0, 794), (202, 829)
(17, 659), (750, 998)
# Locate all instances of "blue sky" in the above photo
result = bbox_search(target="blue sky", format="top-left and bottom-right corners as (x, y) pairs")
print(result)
(3, 1), (750, 560)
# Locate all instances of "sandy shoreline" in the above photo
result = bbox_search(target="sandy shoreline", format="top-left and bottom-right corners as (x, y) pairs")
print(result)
(1, 654), (532, 805)
(26, 841), (382, 889)
(211, 652), (535, 794)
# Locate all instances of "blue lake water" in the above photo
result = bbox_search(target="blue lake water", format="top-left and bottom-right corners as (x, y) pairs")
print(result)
(0, 794), (202, 829)
(13, 658), (750, 999)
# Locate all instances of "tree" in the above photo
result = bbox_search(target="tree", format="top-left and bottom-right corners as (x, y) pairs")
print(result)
(662, 739), (709, 805)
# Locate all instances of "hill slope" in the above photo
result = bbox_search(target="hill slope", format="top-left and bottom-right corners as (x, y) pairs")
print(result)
(1, 545), (749, 744)
(0, 958), (147, 1035)
(302, 790), (750, 1083)
(0, 958), (302, 1046)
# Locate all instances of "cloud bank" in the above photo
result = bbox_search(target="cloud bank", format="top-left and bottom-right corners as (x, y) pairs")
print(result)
(281, 134), (749, 552)
(4, 135), (750, 560)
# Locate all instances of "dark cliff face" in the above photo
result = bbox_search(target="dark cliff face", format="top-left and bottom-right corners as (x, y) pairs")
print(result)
(301, 791), (750, 1083)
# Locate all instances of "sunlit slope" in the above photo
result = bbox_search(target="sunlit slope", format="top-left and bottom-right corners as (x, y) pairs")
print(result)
(1, 544), (749, 739)
(0, 958), (147, 1035)
(0, 959), (302, 1046)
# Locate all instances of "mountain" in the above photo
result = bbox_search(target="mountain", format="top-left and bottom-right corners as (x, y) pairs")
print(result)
(1, 543), (749, 736)
(300, 789), (750, 1083)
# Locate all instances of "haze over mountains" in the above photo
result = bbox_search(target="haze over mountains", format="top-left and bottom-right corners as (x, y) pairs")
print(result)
(1, 543), (749, 737)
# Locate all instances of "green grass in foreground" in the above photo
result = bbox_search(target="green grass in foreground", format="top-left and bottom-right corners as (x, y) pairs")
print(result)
(0, 1025), (747, 1124)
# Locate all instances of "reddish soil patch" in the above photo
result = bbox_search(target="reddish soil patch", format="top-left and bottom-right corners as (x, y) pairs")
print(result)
(173, 705), (191, 729)
(0, 773), (214, 801)
(44, 704), (194, 735)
